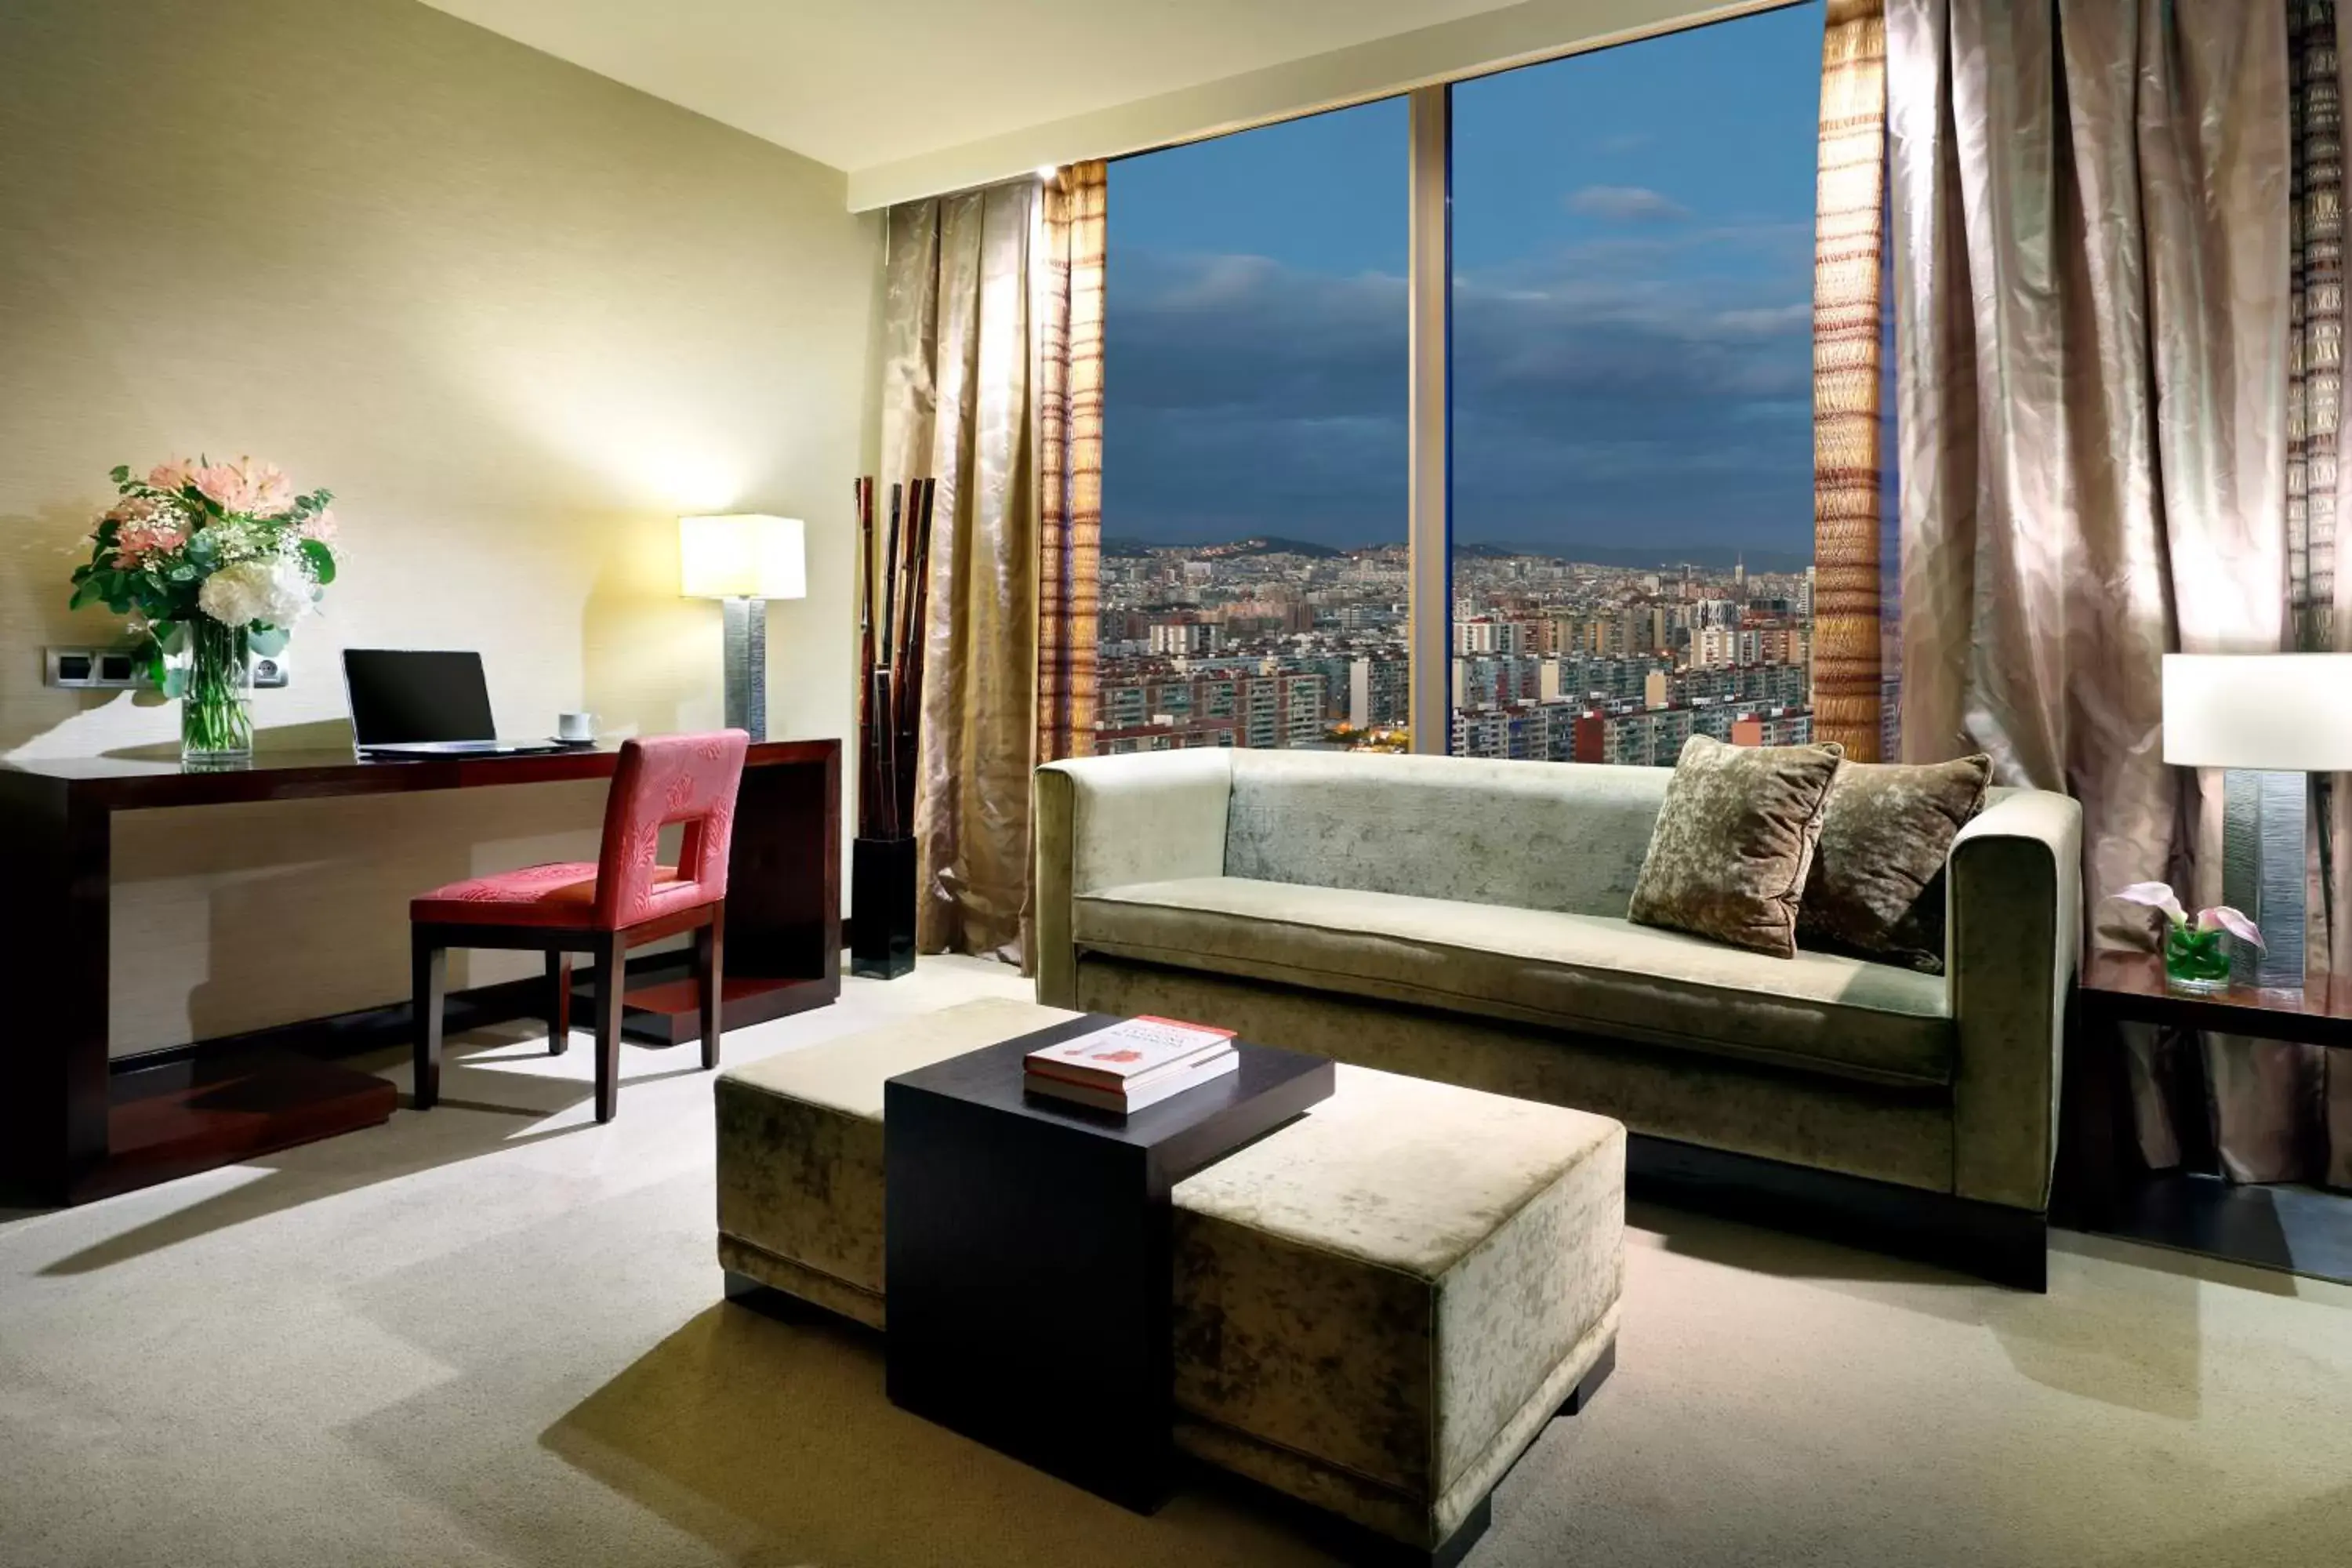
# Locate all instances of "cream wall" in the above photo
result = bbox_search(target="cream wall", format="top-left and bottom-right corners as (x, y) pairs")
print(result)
(0, 0), (878, 1055)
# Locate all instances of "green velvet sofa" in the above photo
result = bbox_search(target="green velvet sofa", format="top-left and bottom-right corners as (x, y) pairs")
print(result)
(1034, 748), (2082, 1285)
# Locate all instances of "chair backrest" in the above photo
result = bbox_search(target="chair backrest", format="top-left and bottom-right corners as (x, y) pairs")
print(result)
(593, 731), (750, 928)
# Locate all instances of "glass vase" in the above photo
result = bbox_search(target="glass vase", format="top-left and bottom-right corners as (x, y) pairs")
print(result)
(175, 619), (253, 763)
(2162, 924), (2231, 996)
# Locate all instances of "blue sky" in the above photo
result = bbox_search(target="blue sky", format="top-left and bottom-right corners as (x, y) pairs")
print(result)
(1102, 0), (1824, 560)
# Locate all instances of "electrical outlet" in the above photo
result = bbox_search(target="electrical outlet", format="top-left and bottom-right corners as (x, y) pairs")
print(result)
(49, 645), (292, 688)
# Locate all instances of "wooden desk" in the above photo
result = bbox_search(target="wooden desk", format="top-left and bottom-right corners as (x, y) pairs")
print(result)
(0, 739), (840, 1206)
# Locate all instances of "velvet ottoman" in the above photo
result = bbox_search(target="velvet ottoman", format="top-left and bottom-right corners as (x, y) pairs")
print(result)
(714, 996), (1625, 1560)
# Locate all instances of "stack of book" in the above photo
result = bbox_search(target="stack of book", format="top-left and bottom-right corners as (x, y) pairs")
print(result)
(1023, 1015), (1239, 1115)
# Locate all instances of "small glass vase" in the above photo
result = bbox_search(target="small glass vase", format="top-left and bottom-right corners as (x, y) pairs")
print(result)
(2163, 924), (2232, 996)
(173, 619), (254, 764)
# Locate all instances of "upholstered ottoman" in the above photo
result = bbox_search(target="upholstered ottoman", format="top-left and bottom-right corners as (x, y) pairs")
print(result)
(714, 997), (1625, 1563)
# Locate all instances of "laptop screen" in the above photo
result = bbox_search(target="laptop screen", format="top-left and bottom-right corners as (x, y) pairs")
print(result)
(343, 649), (496, 745)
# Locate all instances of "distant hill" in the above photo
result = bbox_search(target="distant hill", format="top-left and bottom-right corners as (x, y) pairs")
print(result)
(1101, 535), (1345, 561)
(1102, 535), (1808, 573)
(1457, 540), (1812, 573)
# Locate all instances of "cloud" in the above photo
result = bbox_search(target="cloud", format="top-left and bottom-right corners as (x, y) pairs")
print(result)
(1565, 184), (1691, 223)
(1101, 241), (1816, 551)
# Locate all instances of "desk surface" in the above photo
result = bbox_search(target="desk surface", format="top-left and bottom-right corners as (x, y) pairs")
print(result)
(0, 738), (838, 808)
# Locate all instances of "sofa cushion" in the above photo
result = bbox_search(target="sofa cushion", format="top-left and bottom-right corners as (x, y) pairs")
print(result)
(1076, 876), (1954, 1088)
(1798, 753), (1991, 973)
(1629, 735), (1846, 958)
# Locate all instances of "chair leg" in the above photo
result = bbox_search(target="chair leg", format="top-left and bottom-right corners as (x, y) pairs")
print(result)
(412, 930), (446, 1110)
(695, 909), (725, 1072)
(546, 950), (572, 1055)
(593, 931), (624, 1124)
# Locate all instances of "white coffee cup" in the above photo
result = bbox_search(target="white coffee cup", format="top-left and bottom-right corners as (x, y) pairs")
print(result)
(557, 711), (596, 743)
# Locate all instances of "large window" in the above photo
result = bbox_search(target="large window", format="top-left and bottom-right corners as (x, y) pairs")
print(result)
(1448, 2), (1824, 764)
(1095, 2), (1889, 765)
(1097, 100), (1409, 755)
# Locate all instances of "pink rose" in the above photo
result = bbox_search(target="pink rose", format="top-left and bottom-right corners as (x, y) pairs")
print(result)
(147, 457), (199, 493)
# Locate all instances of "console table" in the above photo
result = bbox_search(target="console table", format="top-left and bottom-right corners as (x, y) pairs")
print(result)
(0, 739), (839, 1207)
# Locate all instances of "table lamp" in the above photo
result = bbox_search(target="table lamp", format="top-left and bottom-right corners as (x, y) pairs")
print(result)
(2163, 652), (2352, 986)
(680, 514), (806, 742)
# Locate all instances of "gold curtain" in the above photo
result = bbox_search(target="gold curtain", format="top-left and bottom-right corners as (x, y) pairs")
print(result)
(1036, 161), (1107, 767)
(881, 181), (1039, 964)
(1813, 0), (1889, 762)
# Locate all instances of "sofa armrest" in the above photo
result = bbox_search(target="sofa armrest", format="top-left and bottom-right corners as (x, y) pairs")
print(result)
(1946, 789), (2083, 1211)
(1033, 750), (1236, 1007)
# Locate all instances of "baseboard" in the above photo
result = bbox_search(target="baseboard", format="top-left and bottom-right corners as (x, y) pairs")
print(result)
(1629, 1134), (2048, 1290)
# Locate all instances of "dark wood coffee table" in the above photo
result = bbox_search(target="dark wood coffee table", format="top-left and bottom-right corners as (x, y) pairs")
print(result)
(883, 1016), (1333, 1512)
(2065, 952), (2352, 1283)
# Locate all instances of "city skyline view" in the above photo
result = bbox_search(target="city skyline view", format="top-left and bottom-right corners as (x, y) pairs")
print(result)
(1091, 2), (1867, 769)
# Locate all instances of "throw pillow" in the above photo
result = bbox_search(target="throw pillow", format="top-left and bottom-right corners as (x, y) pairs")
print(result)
(1628, 735), (1846, 959)
(1797, 754), (1991, 973)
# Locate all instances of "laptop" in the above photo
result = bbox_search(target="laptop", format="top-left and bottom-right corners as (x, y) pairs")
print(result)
(343, 648), (576, 757)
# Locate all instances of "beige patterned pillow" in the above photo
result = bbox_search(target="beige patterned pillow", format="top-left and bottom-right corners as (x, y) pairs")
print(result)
(1628, 735), (1846, 958)
(1796, 754), (1991, 973)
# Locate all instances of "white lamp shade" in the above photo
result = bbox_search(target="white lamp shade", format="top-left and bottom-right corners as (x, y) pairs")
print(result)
(2163, 653), (2352, 771)
(678, 514), (807, 600)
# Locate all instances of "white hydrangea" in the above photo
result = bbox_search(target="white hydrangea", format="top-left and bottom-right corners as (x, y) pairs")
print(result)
(198, 555), (313, 629)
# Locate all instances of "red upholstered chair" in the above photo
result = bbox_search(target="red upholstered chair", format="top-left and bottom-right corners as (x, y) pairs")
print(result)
(409, 731), (750, 1123)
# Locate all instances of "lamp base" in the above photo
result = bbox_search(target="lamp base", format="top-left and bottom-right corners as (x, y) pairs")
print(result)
(722, 595), (767, 742)
(2221, 768), (2306, 989)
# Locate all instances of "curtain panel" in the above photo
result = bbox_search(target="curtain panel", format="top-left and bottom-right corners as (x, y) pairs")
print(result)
(881, 181), (1040, 964)
(1813, 0), (1890, 762)
(1888, 0), (2352, 1185)
(880, 165), (1107, 967)
(2290, 1), (2352, 1182)
(1036, 161), (1108, 768)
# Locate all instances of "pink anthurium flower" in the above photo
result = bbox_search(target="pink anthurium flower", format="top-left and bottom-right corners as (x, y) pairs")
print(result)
(2113, 881), (2187, 924)
(2108, 880), (2263, 948)
(2196, 906), (2266, 949)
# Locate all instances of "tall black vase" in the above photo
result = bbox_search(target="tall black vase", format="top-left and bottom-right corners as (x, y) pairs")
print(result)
(851, 834), (918, 980)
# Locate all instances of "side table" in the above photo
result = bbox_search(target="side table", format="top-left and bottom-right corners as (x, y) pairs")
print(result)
(883, 1015), (1333, 1512)
(2063, 951), (2352, 1283)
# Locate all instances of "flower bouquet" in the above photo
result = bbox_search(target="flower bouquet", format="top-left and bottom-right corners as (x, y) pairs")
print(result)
(2111, 881), (2263, 995)
(70, 456), (337, 760)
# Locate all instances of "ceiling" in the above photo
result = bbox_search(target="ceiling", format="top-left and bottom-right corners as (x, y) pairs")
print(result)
(417, 0), (1533, 179)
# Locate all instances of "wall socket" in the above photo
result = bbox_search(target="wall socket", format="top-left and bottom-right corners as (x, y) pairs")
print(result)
(45, 646), (290, 689)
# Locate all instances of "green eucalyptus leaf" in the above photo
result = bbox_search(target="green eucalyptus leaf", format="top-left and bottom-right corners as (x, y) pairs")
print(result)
(249, 626), (289, 656)
(299, 538), (336, 585)
(110, 464), (130, 485)
(69, 579), (100, 610)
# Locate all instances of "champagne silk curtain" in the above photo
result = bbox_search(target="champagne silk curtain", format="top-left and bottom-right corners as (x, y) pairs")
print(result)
(883, 181), (1039, 964)
(1888, 0), (2312, 1176)
(881, 165), (1107, 965)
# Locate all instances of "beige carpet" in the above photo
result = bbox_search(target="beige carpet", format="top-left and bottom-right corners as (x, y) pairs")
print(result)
(4, 956), (2350, 1568)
